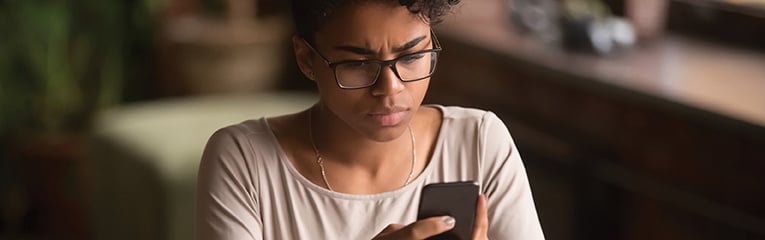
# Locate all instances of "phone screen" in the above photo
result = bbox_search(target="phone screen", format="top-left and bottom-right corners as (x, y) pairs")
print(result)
(417, 181), (479, 240)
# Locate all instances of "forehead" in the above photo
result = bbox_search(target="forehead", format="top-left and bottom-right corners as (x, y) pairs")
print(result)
(314, 1), (430, 46)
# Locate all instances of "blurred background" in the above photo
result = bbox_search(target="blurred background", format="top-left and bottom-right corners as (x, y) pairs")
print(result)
(0, 0), (763, 239)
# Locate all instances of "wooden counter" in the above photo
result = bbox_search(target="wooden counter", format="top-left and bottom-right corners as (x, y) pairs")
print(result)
(426, 1), (765, 239)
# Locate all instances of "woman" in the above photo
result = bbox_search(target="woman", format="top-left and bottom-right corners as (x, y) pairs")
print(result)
(195, 0), (545, 239)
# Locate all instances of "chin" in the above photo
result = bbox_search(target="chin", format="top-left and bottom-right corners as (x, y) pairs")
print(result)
(361, 121), (411, 142)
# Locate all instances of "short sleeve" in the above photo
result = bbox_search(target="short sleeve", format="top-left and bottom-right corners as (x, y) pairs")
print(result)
(195, 126), (262, 240)
(478, 112), (545, 240)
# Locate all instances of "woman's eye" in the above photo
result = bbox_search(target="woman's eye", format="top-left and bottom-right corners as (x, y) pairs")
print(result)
(400, 53), (425, 63)
(344, 61), (366, 69)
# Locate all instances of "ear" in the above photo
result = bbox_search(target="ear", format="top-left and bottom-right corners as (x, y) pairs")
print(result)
(292, 35), (316, 81)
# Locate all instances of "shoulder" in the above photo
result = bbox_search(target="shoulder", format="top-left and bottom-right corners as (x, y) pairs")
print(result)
(207, 119), (274, 143)
(431, 105), (514, 159)
(202, 118), (281, 164)
(434, 105), (506, 134)
(198, 119), (282, 191)
(438, 105), (491, 120)
(434, 105), (516, 163)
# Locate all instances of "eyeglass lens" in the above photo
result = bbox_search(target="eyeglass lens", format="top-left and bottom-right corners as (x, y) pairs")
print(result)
(335, 51), (437, 88)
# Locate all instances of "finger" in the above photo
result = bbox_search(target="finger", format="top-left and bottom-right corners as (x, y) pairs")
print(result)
(472, 194), (489, 240)
(398, 216), (455, 239)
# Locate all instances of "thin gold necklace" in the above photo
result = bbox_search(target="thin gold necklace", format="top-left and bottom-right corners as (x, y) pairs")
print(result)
(308, 108), (417, 192)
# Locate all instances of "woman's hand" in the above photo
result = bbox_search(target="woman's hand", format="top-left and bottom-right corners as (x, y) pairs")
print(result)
(373, 194), (489, 240)
(372, 216), (455, 240)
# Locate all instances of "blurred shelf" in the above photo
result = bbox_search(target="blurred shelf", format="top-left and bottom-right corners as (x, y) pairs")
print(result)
(436, 0), (765, 135)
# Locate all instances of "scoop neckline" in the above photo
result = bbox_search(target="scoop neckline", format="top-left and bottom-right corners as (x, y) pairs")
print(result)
(262, 104), (447, 201)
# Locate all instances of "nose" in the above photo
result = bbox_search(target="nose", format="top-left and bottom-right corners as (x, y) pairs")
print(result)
(371, 65), (405, 96)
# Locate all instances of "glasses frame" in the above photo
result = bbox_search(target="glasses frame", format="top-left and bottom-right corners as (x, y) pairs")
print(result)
(304, 30), (442, 89)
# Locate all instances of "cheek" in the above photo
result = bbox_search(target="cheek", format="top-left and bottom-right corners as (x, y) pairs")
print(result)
(316, 79), (366, 115)
(312, 64), (343, 95)
(316, 76), (431, 112)
(408, 79), (431, 103)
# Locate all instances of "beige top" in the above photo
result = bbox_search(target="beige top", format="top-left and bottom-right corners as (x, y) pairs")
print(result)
(195, 105), (545, 240)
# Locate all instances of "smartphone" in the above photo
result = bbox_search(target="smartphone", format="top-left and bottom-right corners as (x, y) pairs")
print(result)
(417, 181), (480, 240)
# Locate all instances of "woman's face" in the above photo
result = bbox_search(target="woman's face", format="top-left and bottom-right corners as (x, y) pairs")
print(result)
(302, 1), (434, 141)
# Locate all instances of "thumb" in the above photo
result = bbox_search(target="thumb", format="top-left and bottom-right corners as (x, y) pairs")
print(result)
(399, 216), (456, 239)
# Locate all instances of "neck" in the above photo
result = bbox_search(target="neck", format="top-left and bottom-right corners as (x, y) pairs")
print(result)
(308, 104), (414, 170)
(306, 103), (420, 193)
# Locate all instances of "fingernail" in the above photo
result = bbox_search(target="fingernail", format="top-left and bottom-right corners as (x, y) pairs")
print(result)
(443, 216), (456, 227)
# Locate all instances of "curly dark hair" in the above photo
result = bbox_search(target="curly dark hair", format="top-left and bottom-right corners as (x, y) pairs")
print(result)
(290, 0), (460, 44)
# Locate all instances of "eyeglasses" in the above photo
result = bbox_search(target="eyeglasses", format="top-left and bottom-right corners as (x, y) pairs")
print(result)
(304, 31), (442, 89)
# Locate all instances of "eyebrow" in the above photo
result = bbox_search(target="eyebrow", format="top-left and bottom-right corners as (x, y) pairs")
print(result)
(334, 35), (428, 55)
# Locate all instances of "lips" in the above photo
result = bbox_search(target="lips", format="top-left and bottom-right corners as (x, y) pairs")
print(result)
(368, 107), (409, 127)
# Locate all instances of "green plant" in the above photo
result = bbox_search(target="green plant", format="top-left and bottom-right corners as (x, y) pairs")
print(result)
(0, 0), (157, 137)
